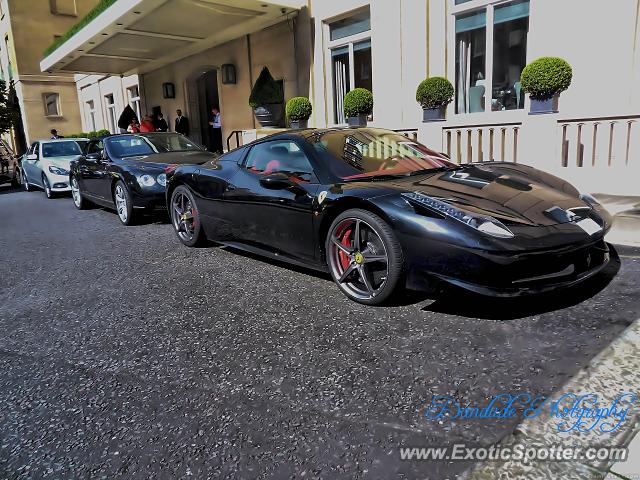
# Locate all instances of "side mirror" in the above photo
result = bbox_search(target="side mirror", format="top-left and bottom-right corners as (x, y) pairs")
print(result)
(259, 172), (297, 190)
(26, 154), (38, 161)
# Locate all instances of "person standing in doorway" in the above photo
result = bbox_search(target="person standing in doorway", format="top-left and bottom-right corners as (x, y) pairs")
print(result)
(156, 113), (168, 132)
(208, 107), (223, 154)
(174, 109), (189, 136)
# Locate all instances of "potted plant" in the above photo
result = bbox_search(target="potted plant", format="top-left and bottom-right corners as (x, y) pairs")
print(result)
(520, 57), (573, 114)
(416, 76), (454, 122)
(286, 96), (312, 129)
(249, 67), (284, 127)
(343, 88), (373, 127)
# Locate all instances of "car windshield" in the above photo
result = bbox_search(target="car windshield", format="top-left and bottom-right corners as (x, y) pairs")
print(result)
(42, 141), (83, 157)
(106, 134), (202, 158)
(309, 128), (457, 180)
(144, 134), (203, 153)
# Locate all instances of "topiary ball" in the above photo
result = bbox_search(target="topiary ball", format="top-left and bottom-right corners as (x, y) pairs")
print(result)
(343, 88), (373, 118)
(285, 96), (312, 121)
(520, 57), (573, 100)
(416, 77), (454, 109)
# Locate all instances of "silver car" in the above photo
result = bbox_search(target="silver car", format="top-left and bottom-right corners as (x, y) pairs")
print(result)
(21, 138), (89, 198)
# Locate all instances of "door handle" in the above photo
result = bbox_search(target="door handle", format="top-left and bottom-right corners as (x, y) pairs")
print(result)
(226, 185), (236, 192)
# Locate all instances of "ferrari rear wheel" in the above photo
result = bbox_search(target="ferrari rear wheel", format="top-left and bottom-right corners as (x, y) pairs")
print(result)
(170, 185), (206, 247)
(326, 209), (404, 305)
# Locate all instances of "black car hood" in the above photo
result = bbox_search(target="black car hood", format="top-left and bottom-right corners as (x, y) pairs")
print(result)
(120, 151), (217, 169)
(370, 163), (590, 227)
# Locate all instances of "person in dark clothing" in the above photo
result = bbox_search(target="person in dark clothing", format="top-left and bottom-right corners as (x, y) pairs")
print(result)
(156, 113), (168, 132)
(208, 107), (223, 154)
(50, 129), (64, 139)
(174, 109), (189, 136)
(118, 105), (137, 134)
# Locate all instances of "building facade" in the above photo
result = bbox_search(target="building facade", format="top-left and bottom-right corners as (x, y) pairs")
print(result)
(42, 0), (640, 195)
(0, 0), (107, 151)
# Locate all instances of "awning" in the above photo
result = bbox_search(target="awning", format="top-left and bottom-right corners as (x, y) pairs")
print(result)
(41, 0), (304, 75)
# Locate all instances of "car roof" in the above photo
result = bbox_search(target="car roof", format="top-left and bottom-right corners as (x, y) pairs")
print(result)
(37, 138), (90, 142)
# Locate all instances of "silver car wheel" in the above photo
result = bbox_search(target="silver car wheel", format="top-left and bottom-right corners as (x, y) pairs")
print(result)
(114, 184), (128, 223)
(71, 177), (81, 207)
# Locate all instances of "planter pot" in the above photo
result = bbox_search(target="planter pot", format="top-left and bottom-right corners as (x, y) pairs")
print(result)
(347, 115), (368, 127)
(254, 103), (284, 127)
(529, 94), (560, 115)
(422, 106), (446, 122)
(289, 119), (308, 129)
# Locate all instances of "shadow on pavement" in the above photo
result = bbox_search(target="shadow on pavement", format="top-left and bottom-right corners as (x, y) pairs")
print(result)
(423, 244), (622, 320)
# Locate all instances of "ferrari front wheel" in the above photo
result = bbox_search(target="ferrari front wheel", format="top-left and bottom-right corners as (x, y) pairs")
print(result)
(326, 209), (404, 305)
(170, 186), (206, 247)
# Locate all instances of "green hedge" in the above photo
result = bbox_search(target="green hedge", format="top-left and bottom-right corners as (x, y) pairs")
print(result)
(285, 97), (312, 121)
(249, 67), (283, 108)
(343, 88), (373, 117)
(520, 57), (573, 100)
(44, 0), (118, 56)
(66, 129), (111, 138)
(416, 77), (454, 109)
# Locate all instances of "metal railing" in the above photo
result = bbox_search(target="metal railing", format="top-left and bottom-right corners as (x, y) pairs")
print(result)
(226, 130), (243, 151)
(558, 114), (639, 168)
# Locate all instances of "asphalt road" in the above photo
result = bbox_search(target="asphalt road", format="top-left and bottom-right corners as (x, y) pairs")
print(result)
(1, 185), (639, 479)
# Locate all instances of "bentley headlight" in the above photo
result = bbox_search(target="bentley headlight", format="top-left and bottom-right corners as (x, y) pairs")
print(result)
(402, 191), (515, 239)
(48, 165), (68, 175)
(579, 193), (600, 207)
(137, 174), (156, 187)
(156, 173), (167, 187)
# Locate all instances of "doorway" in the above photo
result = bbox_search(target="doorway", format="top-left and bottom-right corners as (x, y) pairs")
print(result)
(196, 69), (220, 151)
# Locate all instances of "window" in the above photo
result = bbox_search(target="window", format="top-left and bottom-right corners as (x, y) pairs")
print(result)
(42, 141), (82, 157)
(309, 129), (455, 180)
(244, 140), (315, 183)
(50, 0), (77, 16)
(454, 0), (529, 114)
(127, 85), (141, 120)
(104, 94), (118, 134)
(43, 93), (60, 116)
(327, 8), (372, 124)
(85, 100), (96, 132)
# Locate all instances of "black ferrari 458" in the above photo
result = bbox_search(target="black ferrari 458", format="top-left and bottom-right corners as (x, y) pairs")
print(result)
(166, 127), (612, 305)
(69, 133), (216, 225)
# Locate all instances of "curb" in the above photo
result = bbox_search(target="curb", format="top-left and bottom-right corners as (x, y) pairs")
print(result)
(466, 318), (640, 480)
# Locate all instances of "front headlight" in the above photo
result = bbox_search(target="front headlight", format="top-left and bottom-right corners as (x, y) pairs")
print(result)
(48, 165), (68, 175)
(402, 191), (515, 239)
(136, 174), (156, 187)
(156, 173), (167, 187)
(579, 193), (600, 207)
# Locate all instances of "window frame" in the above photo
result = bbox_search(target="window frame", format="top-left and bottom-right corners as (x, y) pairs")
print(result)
(43, 92), (61, 117)
(324, 7), (373, 126)
(127, 85), (141, 120)
(242, 139), (319, 184)
(104, 93), (118, 134)
(448, 0), (530, 117)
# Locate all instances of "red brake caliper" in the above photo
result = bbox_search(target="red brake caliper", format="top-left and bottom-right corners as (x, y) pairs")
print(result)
(338, 228), (352, 271)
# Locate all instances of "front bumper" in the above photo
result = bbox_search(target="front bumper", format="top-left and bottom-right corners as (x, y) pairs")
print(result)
(47, 172), (70, 192)
(405, 236), (610, 297)
(131, 187), (166, 210)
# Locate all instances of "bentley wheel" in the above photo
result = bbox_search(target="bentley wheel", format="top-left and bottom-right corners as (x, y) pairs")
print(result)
(43, 174), (53, 199)
(113, 180), (134, 226)
(71, 176), (86, 210)
(326, 209), (404, 305)
(170, 186), (206, 247)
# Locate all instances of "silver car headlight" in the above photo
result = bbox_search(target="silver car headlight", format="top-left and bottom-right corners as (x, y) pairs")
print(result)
(156, 173), (167, 187)
(579, 193), (600, 207)
(136, 174), (156, 187)
(402, 191), (515, 239)
(48, 165), (68, 175)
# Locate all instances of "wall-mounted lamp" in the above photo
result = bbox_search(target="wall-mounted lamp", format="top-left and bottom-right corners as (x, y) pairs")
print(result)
(162, 82), (175, 99)
(221, 64), (236, 84)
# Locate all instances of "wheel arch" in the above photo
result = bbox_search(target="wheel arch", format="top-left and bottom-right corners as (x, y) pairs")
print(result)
(318, 196), (395, 262)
